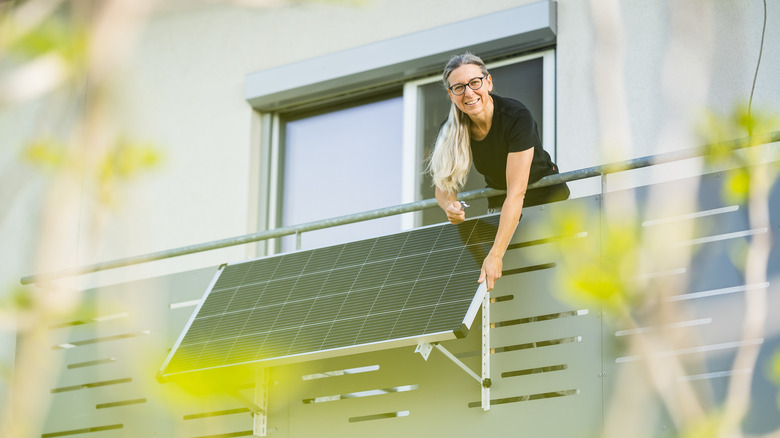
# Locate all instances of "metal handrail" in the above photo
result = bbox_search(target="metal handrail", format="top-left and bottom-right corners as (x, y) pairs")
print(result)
(20, 131), (780, 285)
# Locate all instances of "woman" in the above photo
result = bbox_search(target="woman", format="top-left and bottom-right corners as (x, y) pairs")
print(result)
(428, 53), (569, 291)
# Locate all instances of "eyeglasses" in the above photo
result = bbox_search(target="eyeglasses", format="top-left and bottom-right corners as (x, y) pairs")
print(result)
(448, 76), (487, 95)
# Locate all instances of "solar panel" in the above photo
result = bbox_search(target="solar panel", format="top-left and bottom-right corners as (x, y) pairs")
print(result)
(158, 215), (500, 380)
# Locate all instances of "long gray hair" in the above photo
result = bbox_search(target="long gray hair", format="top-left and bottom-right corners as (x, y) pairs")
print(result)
(427, 53), (490, 194)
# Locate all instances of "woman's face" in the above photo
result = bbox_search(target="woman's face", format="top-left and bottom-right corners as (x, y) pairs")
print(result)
(447, 63), (493, 117)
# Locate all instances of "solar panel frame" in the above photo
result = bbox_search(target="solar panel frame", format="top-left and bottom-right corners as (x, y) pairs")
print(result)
(158, 215), (499, 381)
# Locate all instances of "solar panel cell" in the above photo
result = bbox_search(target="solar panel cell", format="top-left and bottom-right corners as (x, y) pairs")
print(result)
(214, 310), (253, 338)
(367, 233), (407, 261)
(303, 245), (342, 273)
(304, 294), (348, 326)
(433, 224), (469, 250)
(183, 316), (219, 345)
(336, 240), (374, 267)
(370, 283), (411, 314)
(211, 263), (251, 291)
(259, 328), (298, 359)
(225, 333), (267, 364)
(336, 288), (380, 321)
(242, 257), (282, 284)
(427, 301), (470, 334)
(240, 305), (280, 336)
(418, 249), (460, 279)
(356, 312), (402, 345)
(165, 343), (205, 373)
(197, 340), (230, 367)
(443, 272), (482, 302)
(224, 283), (265, 313)
(384, 254), (427, 285)
(196, 289), (236, 317)
(274, 300), (315, 331)
(273, 251), (313, 279)
(390, 307), (434, 339)
(404, 278), (446, 309)
(290, 325), (327, 353)
(399, 226), (441, 256)
(454, 247), (487, 274)
(261, 280), (291, 304)
(320, 317), (364, 351)
(320, 265), (359, 292)
(352, 262), (390, 290)
(288, 272), (326, 301)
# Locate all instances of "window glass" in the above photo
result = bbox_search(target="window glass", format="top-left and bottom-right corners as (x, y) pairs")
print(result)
(417, 57), (545, 225)
(281, 96), (404, 251)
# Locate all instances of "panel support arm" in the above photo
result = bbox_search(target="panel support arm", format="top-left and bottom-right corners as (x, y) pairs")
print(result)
(415, 291), (491, 410)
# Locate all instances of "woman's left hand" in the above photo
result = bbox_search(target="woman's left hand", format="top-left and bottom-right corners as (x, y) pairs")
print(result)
(478, 252), (503, 291)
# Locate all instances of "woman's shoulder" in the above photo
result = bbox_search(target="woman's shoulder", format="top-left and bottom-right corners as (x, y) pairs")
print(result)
(492, 94), (532, 119)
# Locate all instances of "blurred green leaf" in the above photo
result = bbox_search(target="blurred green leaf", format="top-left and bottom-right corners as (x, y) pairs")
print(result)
(676, 414), (723, 438)
(96, 139), (163, 205)
(723, 169), (750, 205)
(547, 204), (642, 314)
(22, 136), (163, 206)
(771, 350), (780, 410)
(10, 286), (34, 312)
(5, 15), (88, 67)
(21, 138), (67, 169)
(99, 140), (163, 181)
(699, 105), (780, 205)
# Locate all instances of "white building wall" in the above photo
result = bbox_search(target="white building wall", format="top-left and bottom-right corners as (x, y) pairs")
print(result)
(557, 0), (779, 192)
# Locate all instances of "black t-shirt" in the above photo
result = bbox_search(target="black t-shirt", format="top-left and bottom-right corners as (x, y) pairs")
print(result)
(471, 94), (556, 190)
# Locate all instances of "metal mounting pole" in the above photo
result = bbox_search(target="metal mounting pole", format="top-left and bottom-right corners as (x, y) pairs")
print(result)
(253, 368), (269, 437)
(481, 291), (491, 411)
(226, 368), (269, 437)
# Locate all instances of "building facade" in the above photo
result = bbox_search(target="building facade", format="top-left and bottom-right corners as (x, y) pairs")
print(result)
(1, 0), (778, 436)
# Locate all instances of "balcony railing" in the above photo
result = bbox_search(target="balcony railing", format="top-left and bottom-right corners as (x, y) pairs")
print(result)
(20, 131), (780, 285)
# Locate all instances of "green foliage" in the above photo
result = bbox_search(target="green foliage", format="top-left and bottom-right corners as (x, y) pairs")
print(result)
(22, 136), (164, 205)
(97, 139), (164, 204)
(98, 139), (163, 181)
(771, 350), (780, 410)
(675, 414), (723, 438)
(4, 285), (35, 313)
(699, 105), (780, 205)
(3, 14), (88, 67)
(21, 138), (67, 170)
(547, 204), (643, 315)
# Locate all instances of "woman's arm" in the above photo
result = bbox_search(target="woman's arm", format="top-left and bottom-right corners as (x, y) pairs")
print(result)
(479, 148), (534, 290)
(435, 186), (466, 224)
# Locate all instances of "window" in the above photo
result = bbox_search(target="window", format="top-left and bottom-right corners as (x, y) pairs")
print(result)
(277, 95), (405, 251)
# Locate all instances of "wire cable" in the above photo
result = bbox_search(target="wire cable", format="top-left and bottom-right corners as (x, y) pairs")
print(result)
(747, 0), (767, 129)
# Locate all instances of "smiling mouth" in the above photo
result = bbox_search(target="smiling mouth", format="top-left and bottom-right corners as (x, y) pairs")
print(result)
(465, 97), (480, 106)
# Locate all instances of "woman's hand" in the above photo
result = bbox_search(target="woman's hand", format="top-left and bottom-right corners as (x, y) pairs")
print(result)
(478, 252), (503, 291)
(435, 187), (466, 224)
(443, 201), (466, 224)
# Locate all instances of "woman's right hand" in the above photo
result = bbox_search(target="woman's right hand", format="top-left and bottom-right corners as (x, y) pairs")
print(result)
(443, 201), (466, 224)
